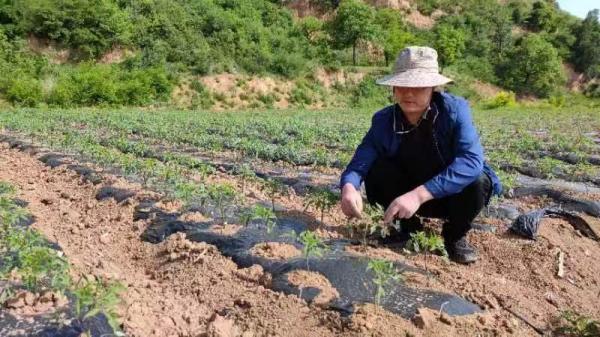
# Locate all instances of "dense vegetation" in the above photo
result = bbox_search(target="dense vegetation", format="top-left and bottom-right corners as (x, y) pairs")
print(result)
(0, 0), (598, 108)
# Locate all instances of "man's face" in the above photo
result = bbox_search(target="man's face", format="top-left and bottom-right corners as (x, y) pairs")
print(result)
(393, 86), (434, 115)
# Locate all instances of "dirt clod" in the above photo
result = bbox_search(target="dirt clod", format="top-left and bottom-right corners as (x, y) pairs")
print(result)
(412, 308), (436, 329)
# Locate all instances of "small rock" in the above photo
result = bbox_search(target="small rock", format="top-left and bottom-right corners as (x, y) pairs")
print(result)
(412, 308), (436, 329)
(234, 299), (252, 309)
(545, 292), (559, 307)
(41, 198), (55, 205)
(99, 233), (111, 244)
(477, 315), (487, 325)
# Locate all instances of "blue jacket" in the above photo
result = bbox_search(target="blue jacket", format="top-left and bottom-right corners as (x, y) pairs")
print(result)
(340, 92), (502, 199)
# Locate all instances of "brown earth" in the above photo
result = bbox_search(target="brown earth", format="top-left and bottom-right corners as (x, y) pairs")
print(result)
(286, 270), (340, 307)
(250, 242), (302, 260)
(2, 140), (599, 336)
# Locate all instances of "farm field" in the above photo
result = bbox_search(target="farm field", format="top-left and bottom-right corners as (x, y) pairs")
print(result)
(1, 103), (600, 337)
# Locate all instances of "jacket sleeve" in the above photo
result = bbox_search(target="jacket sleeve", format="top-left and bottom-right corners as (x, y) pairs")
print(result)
(340, 117), (380, 190)
(424, 98), (483, 199)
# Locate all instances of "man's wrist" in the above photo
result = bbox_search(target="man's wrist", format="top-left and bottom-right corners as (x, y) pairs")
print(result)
(412, 185), (434, 204)
(342, 183), (357, 194)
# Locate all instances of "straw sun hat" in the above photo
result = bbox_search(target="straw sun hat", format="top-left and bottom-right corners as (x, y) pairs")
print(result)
(376, 46), (453, 88)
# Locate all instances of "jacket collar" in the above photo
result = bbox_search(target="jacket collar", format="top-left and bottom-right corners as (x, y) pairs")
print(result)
(393, 99), (440, 132)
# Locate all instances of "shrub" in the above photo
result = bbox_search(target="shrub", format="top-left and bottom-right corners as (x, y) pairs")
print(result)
(290, 81), (313, 106)
(484, 91), (517, 109)
(5, 76), (43, 107)
(14, 0), (132, 59)
(548, 93), (566, 107)
(49, 64), (172, 107)
(350, 76), (390, 108)
(498, 34), (566, 98)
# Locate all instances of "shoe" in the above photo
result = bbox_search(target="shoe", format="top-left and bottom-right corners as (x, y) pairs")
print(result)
(445, 237), (478, 264)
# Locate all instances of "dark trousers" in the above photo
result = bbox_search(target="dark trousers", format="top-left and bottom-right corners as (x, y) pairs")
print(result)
(365, 157), (492, 242)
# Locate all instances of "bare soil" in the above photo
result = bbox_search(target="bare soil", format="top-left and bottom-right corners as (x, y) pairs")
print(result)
(2, 141), (599, 337)
(249, 242), (302, 260)
(287, 270), (340, 306)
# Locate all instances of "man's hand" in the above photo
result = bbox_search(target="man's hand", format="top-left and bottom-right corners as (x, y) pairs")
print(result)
(383, 185), (433, 224)
(341, 183), (363, 218)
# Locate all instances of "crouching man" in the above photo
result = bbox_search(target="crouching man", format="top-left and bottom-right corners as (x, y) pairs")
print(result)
(340, 46), (502, 264)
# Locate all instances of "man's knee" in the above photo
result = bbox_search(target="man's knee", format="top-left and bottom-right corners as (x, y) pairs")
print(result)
(460, 173), (492, 206)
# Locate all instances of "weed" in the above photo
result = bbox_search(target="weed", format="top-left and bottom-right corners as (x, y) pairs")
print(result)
(367, 259), (403, 307)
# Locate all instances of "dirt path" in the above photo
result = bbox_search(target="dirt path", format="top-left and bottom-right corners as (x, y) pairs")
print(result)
(2, 141), (599, 337)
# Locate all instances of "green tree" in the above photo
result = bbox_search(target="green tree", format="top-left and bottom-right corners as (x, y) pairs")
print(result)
(572, 9), (600, 78)
(374, 8), (415, 66)
(526, 1), (558, 32)
(507, 0), (531, 25)
(433, 23), (466, 68)
(330, 0), (377, 65)
(489, 8), (513, 58)
(14, 0), (132, 59)
(499, 34), (565, 97)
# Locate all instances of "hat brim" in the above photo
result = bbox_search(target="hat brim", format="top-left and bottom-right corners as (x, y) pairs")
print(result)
(376, 70), (453, 87)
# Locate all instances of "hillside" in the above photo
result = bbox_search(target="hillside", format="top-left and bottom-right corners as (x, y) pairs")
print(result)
(0, 0), (598, 109)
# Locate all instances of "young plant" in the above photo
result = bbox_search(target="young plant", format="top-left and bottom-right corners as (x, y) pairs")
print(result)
(406, 231), (448, 281)
(556, 311), (599, 337)
(353, 204), (386, 249)
(236, 163), (256, 194)
(173, 181), (207, 211)
(73, 277), (126, 332)
(137, 158), (159, 186)
(207, 183), (236, 223)
(19, 246), (71, 293)
(0, 197), (29, 236)
(261, 178), (288, 212)
(238, 208), (257, 227)
(252, 205), (277, 234)
(297, 230), (326, 271)
(303, 188), (338, 223)
(367, 259), (403, 307)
